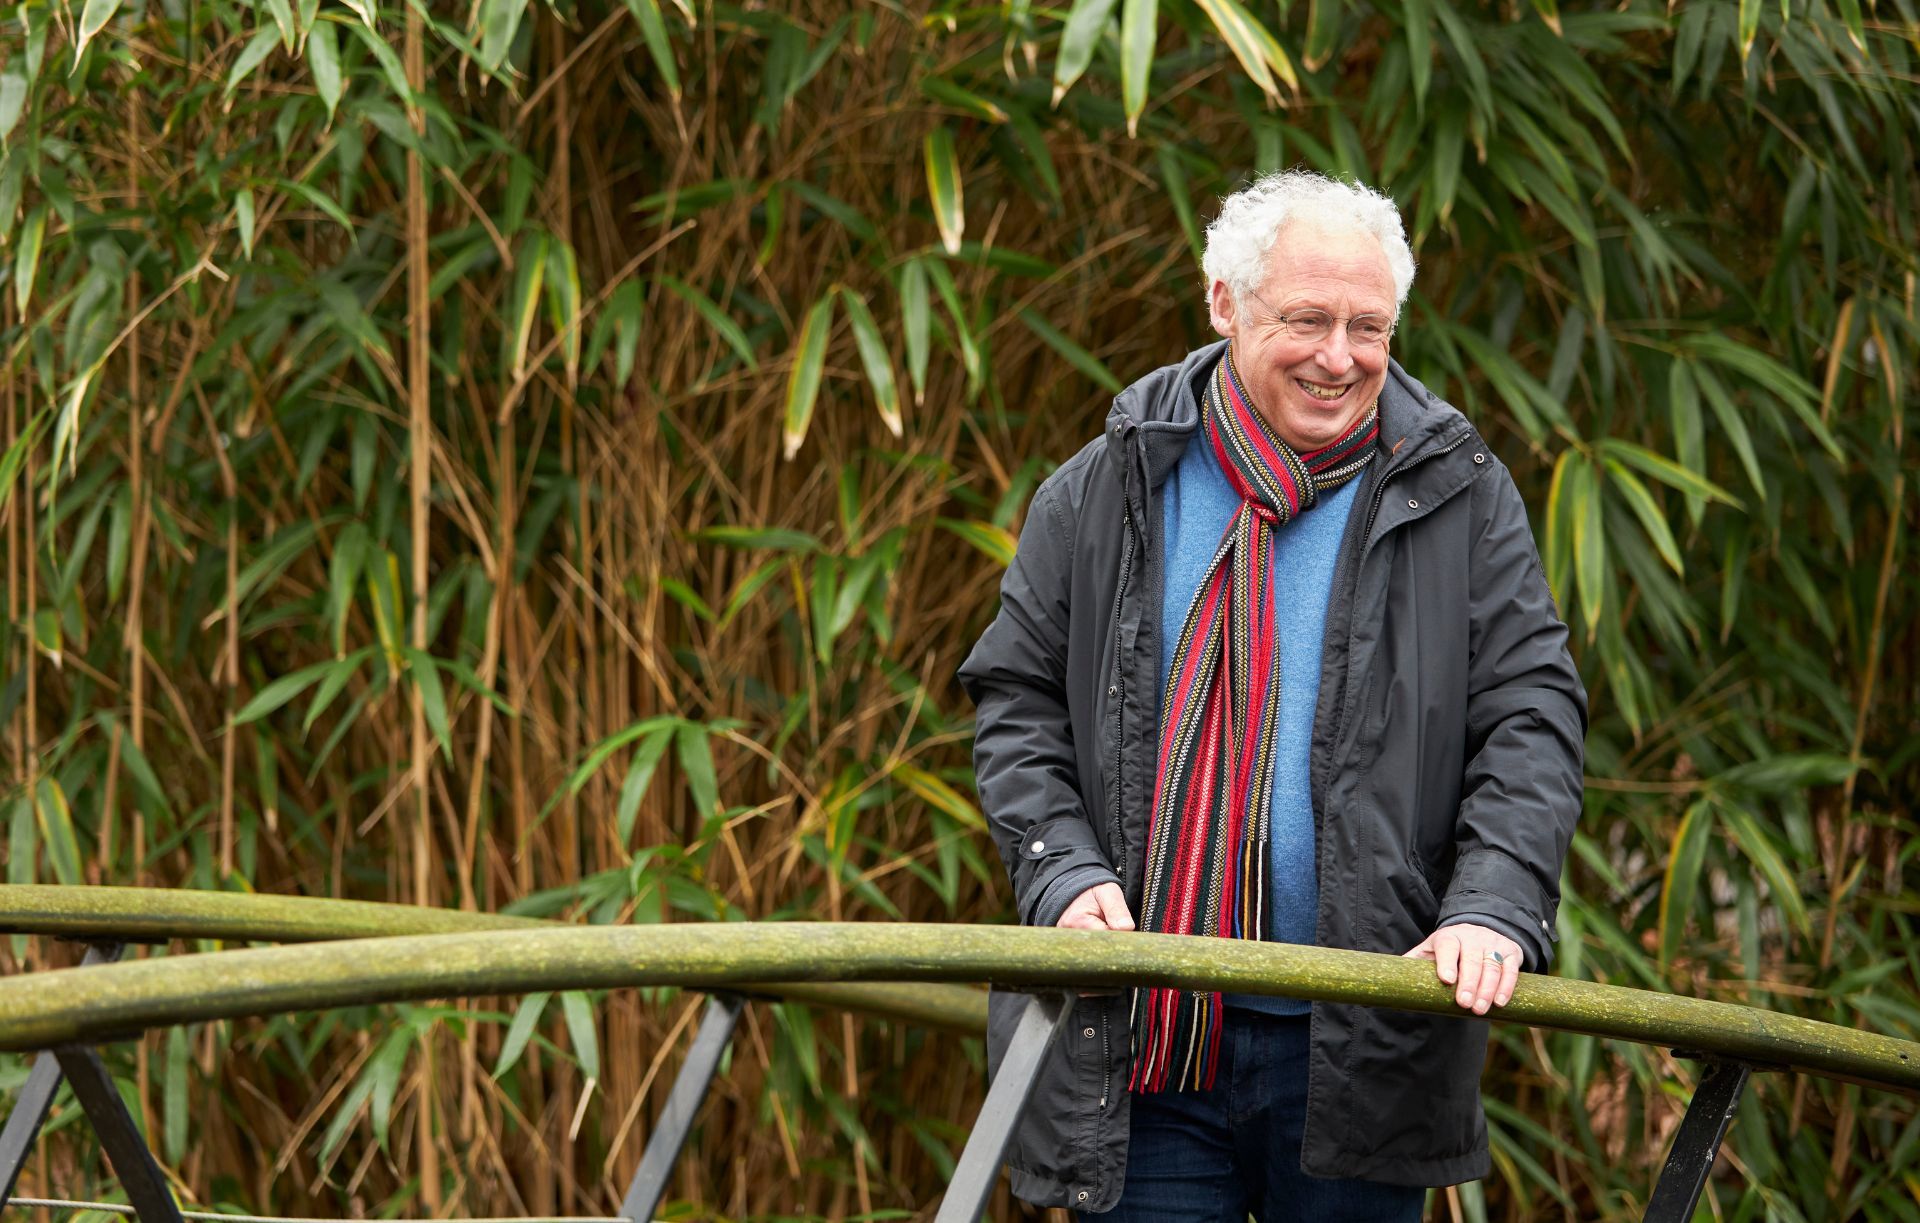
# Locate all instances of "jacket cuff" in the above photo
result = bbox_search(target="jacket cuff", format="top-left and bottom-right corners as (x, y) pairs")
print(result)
(1437, 911), (1545, 972)
(1437, 847), (1558, 970)
(1013, 815), (1119, 926)
(1031, 863), (1123, 928)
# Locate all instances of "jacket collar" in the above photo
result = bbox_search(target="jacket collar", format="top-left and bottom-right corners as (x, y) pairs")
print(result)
(1102, 340), (1473, 491)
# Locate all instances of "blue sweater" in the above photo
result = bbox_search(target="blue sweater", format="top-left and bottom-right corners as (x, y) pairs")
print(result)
(1158, 432), (1359, 1017)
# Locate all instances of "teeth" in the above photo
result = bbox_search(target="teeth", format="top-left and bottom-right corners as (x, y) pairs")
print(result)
(1297, 380), (1348, 401)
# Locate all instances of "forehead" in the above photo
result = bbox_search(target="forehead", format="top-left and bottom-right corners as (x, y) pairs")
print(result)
(1259, 222), (1395, 307)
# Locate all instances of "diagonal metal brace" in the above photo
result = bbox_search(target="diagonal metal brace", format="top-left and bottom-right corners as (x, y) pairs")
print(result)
(619, 992), (745, 1223)
(1643, 1054), (1761, 1222)
(934, 991), (1074, 1223)
(53, 1044), (183, 1223)
(1, 942), (124, 1200)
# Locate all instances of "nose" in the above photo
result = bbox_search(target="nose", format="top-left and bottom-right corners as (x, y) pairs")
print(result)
(1313, 326), (1355, 377)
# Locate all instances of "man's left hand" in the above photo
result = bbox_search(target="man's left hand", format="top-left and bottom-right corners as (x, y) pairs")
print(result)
(1402, 924), (1523, 1015)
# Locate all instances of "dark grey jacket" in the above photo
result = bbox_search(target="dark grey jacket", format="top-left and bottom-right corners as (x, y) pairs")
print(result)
(956, 340), (1587, 1209)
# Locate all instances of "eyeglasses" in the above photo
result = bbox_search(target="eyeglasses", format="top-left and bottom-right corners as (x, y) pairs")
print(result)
(1249, 292), (1396, 348)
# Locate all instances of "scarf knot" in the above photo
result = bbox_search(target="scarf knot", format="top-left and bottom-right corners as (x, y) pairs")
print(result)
(1128, 342), (1379, 1095)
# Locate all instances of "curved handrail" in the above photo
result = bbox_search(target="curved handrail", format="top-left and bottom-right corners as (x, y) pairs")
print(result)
(0, 918), (1914, 1095)
(0, 885), (986, 1035)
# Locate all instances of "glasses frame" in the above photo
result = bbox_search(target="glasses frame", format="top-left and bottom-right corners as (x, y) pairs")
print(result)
(1246, 290), (1397, 348)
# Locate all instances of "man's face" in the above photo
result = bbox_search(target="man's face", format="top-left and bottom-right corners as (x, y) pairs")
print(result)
(1207, 221), (1397, 453)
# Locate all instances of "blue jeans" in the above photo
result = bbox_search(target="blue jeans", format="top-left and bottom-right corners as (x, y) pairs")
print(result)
(1080, 1008), (1427, 1222)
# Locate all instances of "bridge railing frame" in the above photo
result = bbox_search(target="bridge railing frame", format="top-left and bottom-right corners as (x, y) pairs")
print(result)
(1, 886), (1915, 1223)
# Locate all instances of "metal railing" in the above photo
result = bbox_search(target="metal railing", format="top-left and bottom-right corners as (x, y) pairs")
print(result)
(1, 885), (1915, 1222)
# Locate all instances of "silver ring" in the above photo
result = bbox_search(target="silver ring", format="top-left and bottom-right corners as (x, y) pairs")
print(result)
(1486, 951), (1505, 966)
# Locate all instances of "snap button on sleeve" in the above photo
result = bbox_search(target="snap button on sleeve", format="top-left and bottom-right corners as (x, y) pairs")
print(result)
(1473, 452), (1486, 464)
(1407, 498), (1419, 509)
(1031, 841), (1045, 853)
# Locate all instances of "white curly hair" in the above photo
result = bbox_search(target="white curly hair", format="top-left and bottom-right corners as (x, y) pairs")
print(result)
(1201, 169), (1416, 317)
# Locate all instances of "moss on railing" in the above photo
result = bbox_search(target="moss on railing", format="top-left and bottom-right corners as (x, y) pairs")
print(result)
(0, 884), (987, 1035)
(0, 896), (1914, 1097)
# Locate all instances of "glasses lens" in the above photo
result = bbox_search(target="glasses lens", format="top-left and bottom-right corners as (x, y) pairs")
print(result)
(1348, 316), (1393, 346)
(1285, 310), (1334, 341)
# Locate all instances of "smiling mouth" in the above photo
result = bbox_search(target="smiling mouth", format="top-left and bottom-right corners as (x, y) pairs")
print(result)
(1296, 379), (1352, 402)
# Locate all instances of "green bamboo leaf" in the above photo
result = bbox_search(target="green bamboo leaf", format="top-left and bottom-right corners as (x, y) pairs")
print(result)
(1595, 438), (1738, 510)
(891, 762), (986, 832)
(163, 1024), (190, 1164)
(782, 292), (834, 461)
(235, 659), (335, 725)
(234, 189), (256, 261)
(504, 231), (548, 379)
(543, 236), (582, 385)
(900, 258), (931, 407)
(493, 991), (552, 1078)
(1568, 454), (1604, 640)
(1833, 0), (1865, 52)
(225, 26), (283, 96)
(367, 1028), (410, 1149)
(73, 0), (125, 66)
(1601, 459), (1684, 577)
(619, 0), (681, 100)
(690, 525), (822, 552)
(1303, 0), (1341, 71)
(479, 0), (528, 75)
(1191, 0), (1287, 100)
(1120, 0), (1156, 136)
(0, 58), (30, 141)
(13, 205), (46, 313)
(1154, 147), (1204, 266)
(33, 778), (81, 886)
(1737, 0), (1761, 58)
(615, 726), (675, 845)
(1657, 799), (1713, 976)
(560, 990), (600, 1081)
(1691, 364), (1766, 499)
(1052, 0), (1119, 107)
(920, 77), (1010, 124)
(346, 21), (411, 100)
(264, 0), (297, 50)
(936, 517), (1017, 567)
(1529, 0), (1561, 35)
(924, 126), (964, 256)
(675, 722), (719, 816)
(660, 275), (758, 371)
(836, 287), (901, 438)
(302, 651), (369, 734)
(308, 20), (342, 121)
(1018, 307), (1121, 393)
(277, 179), (355, 236)
(1719, 807), (1810, 939)
(328, 521), (367, 656)
(1404, 0), (1432, 107)
(406, 649), (452, 761)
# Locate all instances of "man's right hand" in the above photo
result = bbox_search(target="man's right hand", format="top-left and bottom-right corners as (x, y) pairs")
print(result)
(1056, 882), (1136, 931)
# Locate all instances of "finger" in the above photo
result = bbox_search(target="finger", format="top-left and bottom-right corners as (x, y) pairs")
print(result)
(1452, 940), (1486, 1009)
(1094, 883), (1136, 932)
(1056, 894), (1105, 931)
(1434, 930), (1463, 986)
(1401, 934), (1435, 960)
(1495, 947), (1522, 1007)
(1472, 946), (1502, 1014)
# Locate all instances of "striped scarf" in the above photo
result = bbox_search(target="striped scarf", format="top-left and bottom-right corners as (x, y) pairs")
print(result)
(1128, 342), (1379, 1094)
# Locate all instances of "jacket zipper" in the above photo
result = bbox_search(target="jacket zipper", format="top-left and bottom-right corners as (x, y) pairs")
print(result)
(1102, 434), (1139, 1115)
(1359, 432), (1470, 551)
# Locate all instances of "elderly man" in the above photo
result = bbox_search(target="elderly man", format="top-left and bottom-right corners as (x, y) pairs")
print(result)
(957, 170), (1586, 1221)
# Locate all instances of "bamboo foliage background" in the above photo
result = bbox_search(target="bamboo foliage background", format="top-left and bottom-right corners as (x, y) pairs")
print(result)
(0, 0), (1915, 1216)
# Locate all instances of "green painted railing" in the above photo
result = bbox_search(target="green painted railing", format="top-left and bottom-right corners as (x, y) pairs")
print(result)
(0, 886), (1914, 1095)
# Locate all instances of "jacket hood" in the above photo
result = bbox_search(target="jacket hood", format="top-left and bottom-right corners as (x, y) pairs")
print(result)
(1102, 339), (1473, 490)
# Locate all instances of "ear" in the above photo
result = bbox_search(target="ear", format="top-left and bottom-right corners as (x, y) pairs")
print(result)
(1208, 280), (1238, 339)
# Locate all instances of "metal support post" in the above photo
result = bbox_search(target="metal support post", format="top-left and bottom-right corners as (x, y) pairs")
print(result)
(1, 942), (123, 1199)
(934, 991), (1074, 1223)
(1643, 1057), (1752, 1222)
(619, 992), (745, 1223)
(53, 1045), (182, 1223)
